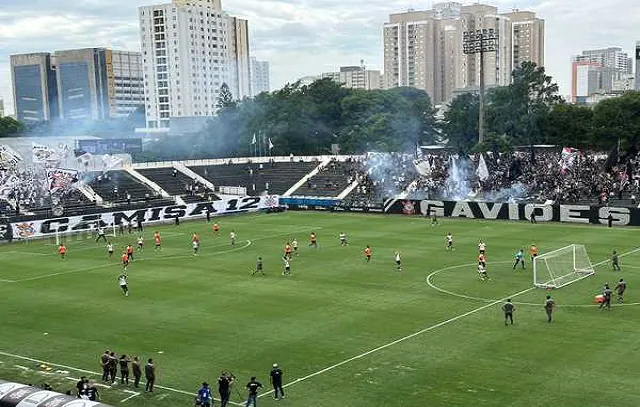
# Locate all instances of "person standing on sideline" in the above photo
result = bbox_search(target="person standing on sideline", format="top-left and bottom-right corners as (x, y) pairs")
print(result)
(119, 354), (131, 385)
(269, 363), (285, 400)
(616, 278), (627, 304)
(544, 295), (555, 322)
(612, 251), (621, 271)
(218, 371), (233, 407)
(144, 358), (156, 392)
(502, 299), (515, 325)
(197, 382), (213, 407)
(132, 357), (142, 388)
(100, 351), (110, 382)
(245, 377), (262, 407)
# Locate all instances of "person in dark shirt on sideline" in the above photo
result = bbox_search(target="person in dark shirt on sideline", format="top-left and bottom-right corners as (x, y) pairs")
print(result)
(145, 358), (156, 392)
(132, 356), (142, 388)
(502, 299), (515, 326)
(269, 363), (285, 400)
(245, 376), (262, 407)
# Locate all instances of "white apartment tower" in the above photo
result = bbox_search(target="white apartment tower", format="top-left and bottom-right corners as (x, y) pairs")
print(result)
(139, 0), (250, 129)
(322, 63), (383, 90)
(383, 2), (544, 105)
(250, 57), (270, 95)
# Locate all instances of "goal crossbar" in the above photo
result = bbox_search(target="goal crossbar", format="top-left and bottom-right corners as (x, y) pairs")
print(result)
(533, 244), (595, 289)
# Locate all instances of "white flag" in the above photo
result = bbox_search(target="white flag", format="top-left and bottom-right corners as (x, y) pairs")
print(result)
(413, 158), (431, 177)
(251, 134), (257, 145)
(476, 153), (489, 181)
(268, 137), (274, 150)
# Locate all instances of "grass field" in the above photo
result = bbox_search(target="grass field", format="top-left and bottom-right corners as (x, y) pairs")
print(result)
(1, 211), (640, 407)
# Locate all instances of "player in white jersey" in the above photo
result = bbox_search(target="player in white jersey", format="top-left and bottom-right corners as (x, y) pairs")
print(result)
(291, 239), (299, 256)
(137, 236), (144, 252)
(478, 264), (489, 281)
(230, 231), (237, 246)
(446, 233), (454, 250)
(339, 232), (348, 246)
(282, 257), (291, 275)
(96, 226), (107, 242)
(107, 242), (114, 258)
(192, 239), (200, 255)
(478, 240), (486, 255)
(118, 274), (129, 296)
(394, 251), (402, 271)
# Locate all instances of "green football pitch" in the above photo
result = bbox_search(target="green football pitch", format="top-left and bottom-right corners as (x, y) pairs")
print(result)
(1, 211), (640, 407)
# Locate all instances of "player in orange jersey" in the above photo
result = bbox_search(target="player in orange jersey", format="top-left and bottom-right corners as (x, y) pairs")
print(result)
(154, 232), (161, 252)
(478, 253), (486, 268)
(309, 232), (317, 248)
(213, 223), (220, 234)
(192, 233), (200, 255)
(529, 244), (539, 261)
(58, 244), (67, 260)
(126, 245), (134, 261)
(121, 252), (129, 271)
(284, 242), (292, 260)
(364, 246), (372, 262)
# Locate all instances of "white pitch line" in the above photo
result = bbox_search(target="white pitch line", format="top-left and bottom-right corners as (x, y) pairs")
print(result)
(0, 351), (244, 407)
(259, 285), (536, 398)
(120, 391), (141, 403)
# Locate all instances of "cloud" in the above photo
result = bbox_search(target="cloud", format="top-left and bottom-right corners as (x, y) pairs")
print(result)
(1, 0), (640, 116)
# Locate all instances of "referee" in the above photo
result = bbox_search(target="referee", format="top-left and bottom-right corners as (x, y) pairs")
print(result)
(269, 363), (285, 400)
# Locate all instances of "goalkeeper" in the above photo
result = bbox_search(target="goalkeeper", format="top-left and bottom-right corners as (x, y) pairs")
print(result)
(512, 249), (525, 269)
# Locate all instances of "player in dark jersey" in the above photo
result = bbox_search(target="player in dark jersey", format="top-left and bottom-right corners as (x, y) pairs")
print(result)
(599, 284), (613, 310)
(544, 295), (555, 322)
(270, 363), (285, 400)
(132, 357), (142, 388)
(218, 371), (233, 407)
(119, 355), (131, 385)
(108, 352), (117, 384)
(252, 257), (265, 275)
(502, 299), (515, 325)
(144, 358), (156, 392)
(612, 251), (621, 271)
(100, 351), (110, 382)
(616, 278), (627, 303)
(245, 377), (263, 406)
(196, 382), (213, 407)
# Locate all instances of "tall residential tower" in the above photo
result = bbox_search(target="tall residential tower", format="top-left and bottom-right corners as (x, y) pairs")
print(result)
(138, 0), (251, 129)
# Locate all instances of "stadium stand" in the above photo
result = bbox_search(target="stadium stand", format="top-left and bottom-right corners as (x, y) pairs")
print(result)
(86, 170), (161, 204)
(136, 167), (219, 200)
(292, 158), (360, 197)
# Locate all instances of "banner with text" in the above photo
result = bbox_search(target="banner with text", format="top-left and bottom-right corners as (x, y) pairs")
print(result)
(10, 195), (279, 239)
(383, 198), (640, 226)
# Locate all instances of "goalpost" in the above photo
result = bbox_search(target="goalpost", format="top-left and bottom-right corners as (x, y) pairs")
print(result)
(51, 223), (117, 246)
(533, 244), (595, 289)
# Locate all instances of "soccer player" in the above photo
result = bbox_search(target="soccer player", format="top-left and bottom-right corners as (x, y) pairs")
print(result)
(192, 233), (200, 255)
(478, 264), (489, 281)
(118, 273), (129, 297)
(445, 233), (453, 250)
(213, 223), (220, 235)
(154, 231), (162, 252)
(107, 242), (114, 258)
(478, 253), (486, 268)
(252, 256), (265, 275)
(616, 278), (627, 303)
(96, 225), (107, 242)
(291, 238), (299, 256)
(144, 359), (155, 392)
(100, 351), (110, 382)
(283, 257), (291, 276)
(339, 232), (348, 246)
(197, 382), (213, 407)
(58, 244), (67, 260)
(230, 230), (237, 246)
(108, 352), (117, 384)
(245, 377), (263, 407)
(364, 245), (372, 262)
(126, 244), (134, 261)
(612, 250), (621, 271)
(513, 249), (525, 269)
(544, 295), (555, 322)
(284, 242), (292, 260)
(599, 284), (613, 310)
(121, 252), (129, 271)
(270, 363), (285, 400)
(132, 357), (142, 388)
(478, 239), (486, 255)
(394, 251), (402, 271)
(431, 212), (439, 226)
(529, 244), (539, 262)
(119, 355), (131, 385)
(502, 299), (515, 325)
(218, 371), (233, 407)
(137, 236), (144, 252)
(309, 232), (317, 248)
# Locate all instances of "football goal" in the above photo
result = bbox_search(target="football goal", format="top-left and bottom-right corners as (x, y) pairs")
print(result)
(533, 244), (595, 289)
(50, 223), (117, 246)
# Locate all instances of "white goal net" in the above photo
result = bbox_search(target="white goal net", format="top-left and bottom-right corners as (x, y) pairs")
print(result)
(533, 244), (595, 289)
(49, 223), (117, 246)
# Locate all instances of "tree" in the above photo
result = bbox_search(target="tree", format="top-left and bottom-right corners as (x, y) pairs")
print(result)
(543, 103), (594, 148)
(591, 92), (640, 150)
(440, 92), (479, 152)
(216, 83), (236, 110)
(0, 117), (25, 137)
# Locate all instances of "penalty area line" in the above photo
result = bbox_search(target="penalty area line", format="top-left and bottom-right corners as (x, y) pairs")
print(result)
(0, 350), (244, 406)
(258, 285), (535, 398)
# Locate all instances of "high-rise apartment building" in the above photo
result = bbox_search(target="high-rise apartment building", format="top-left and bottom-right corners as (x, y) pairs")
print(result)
(138, 0), (251, 129)
(322, 63), (383, 90)
(571, 47), (632, 102)
(0, 99), (4, 117)
(11, 48), (143, 122)
(10, 53), (59, 122)
(250, 57), (270, 95)
(383, 2), (545, 105)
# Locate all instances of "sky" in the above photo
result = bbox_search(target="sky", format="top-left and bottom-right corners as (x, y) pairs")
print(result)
(1, 0), (640, 115)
